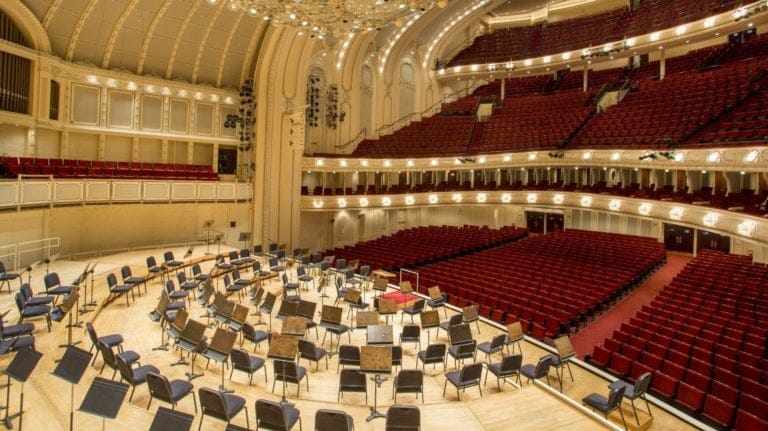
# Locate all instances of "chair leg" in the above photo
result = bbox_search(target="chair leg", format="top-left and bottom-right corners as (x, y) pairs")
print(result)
(147, 396), (152, 410)
(643, 396), (653, 417)
(443, 380), (447, 396)
(244, 406), (250, 430)
(618, 406), (628, 430)
(191, 391), (198, 413)
(198, 411), (204, 431)
(129, 386), (136, 402)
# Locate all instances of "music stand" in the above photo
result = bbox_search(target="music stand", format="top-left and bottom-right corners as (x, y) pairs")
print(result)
(72, 264), (91, 317)
(173, 320), (207, 381)
(203, 220), (214, 255)
(215, 234), (223, 256)
(238, 232), (252, 251)
(86, 262), (98, 308)
(448, 323), (474, 347)
(281, 316), (307, 337)
(52, 292), (80, 348)
(150, 296), (172, 351)
(355, 311), (379, 331)
(201, 329), (237, 394)
(462, 305), (480, 333)
(259, 292), (277, 330)
(420, 310), (440, 345)
(399, 281), (413, 304)
(319, 305), (348, 357)
(372, 278), (388, 294)
(78, 377), (129, 431)
(51, 346), (93, 431)
(377, 298), (398, 324)
(23, 261), (41, 287)
(267, 334), (299, 406)
(183, 247), (194, 278)
(150, 406), (194, 431)
(43, 253), (60, 276)
(360, 346), (392, 422)
(3, 348), (42, 431)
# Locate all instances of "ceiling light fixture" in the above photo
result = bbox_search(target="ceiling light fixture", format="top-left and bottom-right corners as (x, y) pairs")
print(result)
(219, 0), (446, 40)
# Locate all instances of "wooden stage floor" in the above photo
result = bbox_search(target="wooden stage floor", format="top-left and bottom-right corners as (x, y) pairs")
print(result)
(0, 247), (697, 430)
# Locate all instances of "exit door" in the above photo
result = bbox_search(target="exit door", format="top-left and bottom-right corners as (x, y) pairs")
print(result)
(664, 223), (694, 253)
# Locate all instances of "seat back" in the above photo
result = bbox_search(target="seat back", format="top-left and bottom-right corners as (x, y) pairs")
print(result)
(177, 271), (187, 283)
(402, 325), (420, 339)
(274, 360), (299, 381)
(606, 385), (626, 412)
(535, 355), (554, 378)
(315, 409), (352, 431)
(426, 343), (446, 360)
(198, 387), (228, 421)
(385, 405), (420, 431)
(633, 372), (652, 398)
(448, 313), (463, 326)
(20, 283), (35, 301)
(98, 340), (118, 372)
(269, 257), (278, 267)
(338, 345), (360, 364)
(256, 398), (290, 430)
(460, 362), (484, 383)
(396, 369), (423, 390)
(297, 266), (306, 277)
(85, 322), (99, 346)
(146, 372), (172, 402)
(230, 348), (249, 370)
(490, 333), (506, 350)
(115, 353), (135, 383)
(44, 272), (60, 289)
(163, 251), (175, 263)
(0, 261), (6, 273)
(229, 251), (239, 261)
(336, 258), (347, 269)
(502, 354), (523, 373)
(106, 273), (118, 289)
(147, 256), (158, 269)
(298, 339), (316, 358)
(192, 264), (202, 276)
(120, 265), (132, 281)
(13, 292), (25, 312)
(165, 280), (176, 294)
(254, 244), (263, 254)
(360, 265), (371, 277)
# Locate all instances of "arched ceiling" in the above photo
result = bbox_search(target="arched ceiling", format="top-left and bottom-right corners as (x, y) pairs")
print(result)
(20, 0), (267, 89)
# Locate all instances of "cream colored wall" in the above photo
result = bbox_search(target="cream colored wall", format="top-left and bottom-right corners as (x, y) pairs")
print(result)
(0, 202), (251, 259)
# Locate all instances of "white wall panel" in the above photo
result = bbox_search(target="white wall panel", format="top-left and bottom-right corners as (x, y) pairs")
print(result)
(195, 103), (213, 135)
(217, 183), (235, 200)
(143, 182), (170, 201)
(107, 90), (134, 128)
(198, 183), (216, 200)
(171, 183), (196, 201)
(112, 182), (142, 201)
(71, 84), (100, 125)
(140, 94), (163, 131)
(53, 182), (83, 203)
(20, 182), (50, 205)
(85, 182), (110, 202)
(67, 133), (99, 160)
(0, 183), (18, 208)
(170, 99), (189, 133)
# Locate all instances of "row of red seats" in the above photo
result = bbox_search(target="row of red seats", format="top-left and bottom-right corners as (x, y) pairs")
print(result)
(407, 230), (665, 340)
(0, 156), (218, 181)
(573, 60), (764, 148)
(324, 225), (528, 272)
(447, 0), (741, 67)
(589, 250), (768, 430)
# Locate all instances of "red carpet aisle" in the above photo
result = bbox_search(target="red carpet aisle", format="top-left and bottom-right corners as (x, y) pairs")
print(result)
(571, 253), (692, 358)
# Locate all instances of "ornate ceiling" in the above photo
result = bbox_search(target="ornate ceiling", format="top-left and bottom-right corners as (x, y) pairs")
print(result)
(21, 0), (268, 89)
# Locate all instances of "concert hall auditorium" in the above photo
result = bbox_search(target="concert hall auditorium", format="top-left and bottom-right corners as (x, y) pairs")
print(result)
(1, 0), (767, 429)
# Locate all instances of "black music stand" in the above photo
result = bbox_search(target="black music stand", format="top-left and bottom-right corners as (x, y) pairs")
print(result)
(200, 329), (237, 394)
(183, 247), (194, 278)
(52, 292), (80, 349)
(2, 348), (42, 431)
(86, 262), (98, 308)
(420, 310), (440, 345)
(43, 253), (60, 276)
(72, 264), (91, 317)
(203, 220), (214, 255)
(23, 262), (41, 286)
(361, 346), (392, 422)
(267, 334), (299, 406)
(238, 232), (251, 251)
(149, 406), (194, 431)
(78, 377), (129, 431)
(173, 320), (207, 381)
(51, 346), (93, 431)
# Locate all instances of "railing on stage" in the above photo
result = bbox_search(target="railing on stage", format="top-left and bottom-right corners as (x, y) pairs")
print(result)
(398, 268), (419, 294)
(1, 237), (61, 271)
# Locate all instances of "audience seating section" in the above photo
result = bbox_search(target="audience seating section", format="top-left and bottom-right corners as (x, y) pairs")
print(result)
(0, 157), (219, 181)
(323, 225), (528, 272)
(403, 230), (665, 340)
(589, 250), (768, 430)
